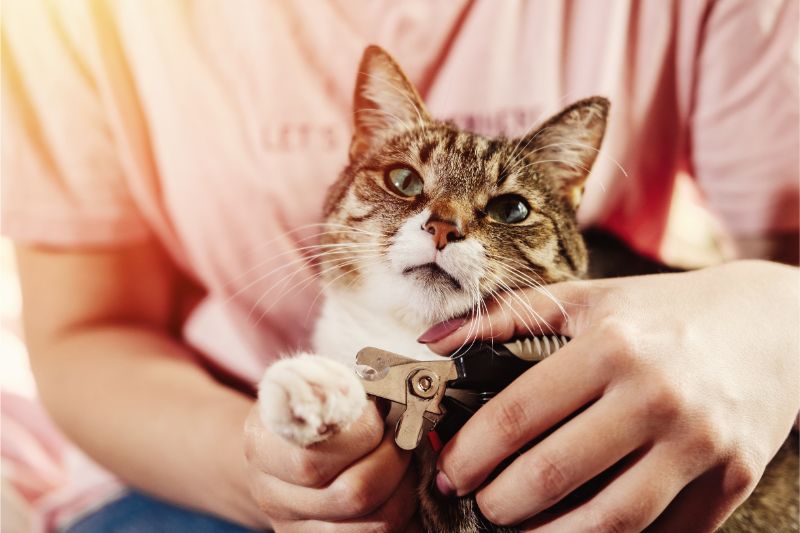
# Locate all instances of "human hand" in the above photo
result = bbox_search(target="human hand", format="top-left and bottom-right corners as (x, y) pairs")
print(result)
(424, 260), (799, 532)
(244, 401), (420, 532)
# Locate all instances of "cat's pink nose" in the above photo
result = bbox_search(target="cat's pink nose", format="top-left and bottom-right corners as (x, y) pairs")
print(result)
(423, 219), (463, 250)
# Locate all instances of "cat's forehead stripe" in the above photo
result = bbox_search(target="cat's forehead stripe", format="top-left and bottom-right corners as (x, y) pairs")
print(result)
(418, 140), (437, 164)
(482, 139), (502, 162)
(442, 129), (458, 152)
(497, 161), (509, 185)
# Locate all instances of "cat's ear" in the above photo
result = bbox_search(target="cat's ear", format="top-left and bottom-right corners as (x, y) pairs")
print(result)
(519, 97), (609, 209)
(350, 45), (431, 159)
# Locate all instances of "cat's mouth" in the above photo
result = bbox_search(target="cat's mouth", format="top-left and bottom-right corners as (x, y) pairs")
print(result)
(402, 263), (462, 291)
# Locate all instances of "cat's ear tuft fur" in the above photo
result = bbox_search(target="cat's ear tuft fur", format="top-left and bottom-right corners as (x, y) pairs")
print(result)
(350, 45), (431, 159)
(520, 97), (609, 209)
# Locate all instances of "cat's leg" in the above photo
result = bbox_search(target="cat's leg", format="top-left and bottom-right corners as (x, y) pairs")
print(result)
(258, 353), (367, 446)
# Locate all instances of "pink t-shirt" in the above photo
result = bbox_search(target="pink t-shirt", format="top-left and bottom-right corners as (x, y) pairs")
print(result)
(2, 0), (798, 529)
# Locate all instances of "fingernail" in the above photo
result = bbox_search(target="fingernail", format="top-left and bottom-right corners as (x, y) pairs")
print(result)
(435, 470), (456, 497)
(417, 318), (467, 343)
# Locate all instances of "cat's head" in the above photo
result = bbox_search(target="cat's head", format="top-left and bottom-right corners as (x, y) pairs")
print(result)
(320, 46), (608, 326)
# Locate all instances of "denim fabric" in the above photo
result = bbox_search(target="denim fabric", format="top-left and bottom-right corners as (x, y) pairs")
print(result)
(62, 491), (268, 533)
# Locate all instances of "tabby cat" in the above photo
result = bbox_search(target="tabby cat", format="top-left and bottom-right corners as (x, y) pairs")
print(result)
(259, 45), (797, 533)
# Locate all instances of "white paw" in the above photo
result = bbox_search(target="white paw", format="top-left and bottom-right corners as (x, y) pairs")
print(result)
(258, 353), (367, 446)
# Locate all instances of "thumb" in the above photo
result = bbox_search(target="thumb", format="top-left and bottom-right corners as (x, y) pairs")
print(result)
(419, 280), (590, 355)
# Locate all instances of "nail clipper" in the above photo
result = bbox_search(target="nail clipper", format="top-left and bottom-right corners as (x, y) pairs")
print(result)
(355, 336), (570, 451)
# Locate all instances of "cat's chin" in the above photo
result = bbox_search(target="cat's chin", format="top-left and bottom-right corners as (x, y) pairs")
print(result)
(417, 295), (473, 325)
(402, 263), (462, 291)
(389, 277), (475, 327)
(346, 266), (475, 329)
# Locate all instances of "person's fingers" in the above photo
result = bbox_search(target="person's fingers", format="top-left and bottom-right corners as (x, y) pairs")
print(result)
(422, 281), (591, 355)
(437, 334), (612, 496)
(521, 445), (686, 532)
(334, 465), (419, 531)
(244, 400), (385, 487)
(271, 466), (418, 533)
(647, 460), (759, 533)
(252, 430), (411, 520)
(474, 388), (648, 526)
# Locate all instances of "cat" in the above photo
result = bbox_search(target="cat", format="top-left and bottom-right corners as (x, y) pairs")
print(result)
(258, 45), (797, 533)
(258, 43), (605, 533)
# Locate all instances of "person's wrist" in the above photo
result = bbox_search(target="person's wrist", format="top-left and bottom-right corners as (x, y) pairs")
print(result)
(732, 259), (800, 436)
(213, 394), (272, 529)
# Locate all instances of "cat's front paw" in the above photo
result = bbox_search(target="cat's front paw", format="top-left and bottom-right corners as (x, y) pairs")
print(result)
(258, 353), (367, 447)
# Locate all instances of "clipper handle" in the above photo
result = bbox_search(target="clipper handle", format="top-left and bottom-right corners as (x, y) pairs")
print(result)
(449, 343), (530, 391)
(504, 335), (570, 361)
(448, 335), (569, 392)
(432, 335), (571, 447)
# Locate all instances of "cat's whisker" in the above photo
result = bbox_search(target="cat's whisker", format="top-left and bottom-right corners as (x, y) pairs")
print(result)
(449, 268), (538, 354)
(227, 246), (384, 303)
(355, 108), (416, 132)
(494, 257), (569, 320)
(450, 271), (521, 358)
(505, 91), (586, 170)
(506, 133), (535, 176)
(504, 266), (564, 306)
(294, 250), (387, 294)
(488, 255), (572, 323)
(450, 290), (482, 358)
(252, 253), (386, 326)
(249, 260), (350, 323)
(503, 270), (567, 329)
(237, 223), (339, 258)
(448, 281), (484, 358)
(505, 125), (559, 173)
(511, 89), (587, 137)
(478, 292), (494, 351)
(521, 140), (629, 190)
(303, 254), (388, 322)
(486, 283), (539, 338)
(313, 222), (386, 238)
(482, 273), (514, 344)
(506, 119), (598, 176)
(268, 251), (385, 307)
(493, 283), (544, 338)
(226, 227), (385, 288)
(245, 250), (384, 317)
(488, 258), (570, 326)
(512, 158), (592, 177)
(306, 253), (378, 320)
(506, 138), (626, 196)
(239, 222), (382, 259)
(356, 81), (425, 129)
(489, 272), (556, 337)
(241, 242), (384, 276)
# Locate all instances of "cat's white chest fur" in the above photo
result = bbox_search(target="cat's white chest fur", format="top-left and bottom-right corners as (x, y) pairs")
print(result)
(312, 288), (443, 364)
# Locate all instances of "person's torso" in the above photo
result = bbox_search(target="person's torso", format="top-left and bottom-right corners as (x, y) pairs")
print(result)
(90, 0), (702, 380)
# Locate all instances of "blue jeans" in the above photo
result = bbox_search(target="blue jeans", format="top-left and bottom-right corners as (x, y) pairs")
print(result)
(62, 491), (268, 533)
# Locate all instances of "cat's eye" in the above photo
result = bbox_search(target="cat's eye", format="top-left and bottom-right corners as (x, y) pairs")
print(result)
(486, 195), (530, 224)
(385, 166), (423, 197)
